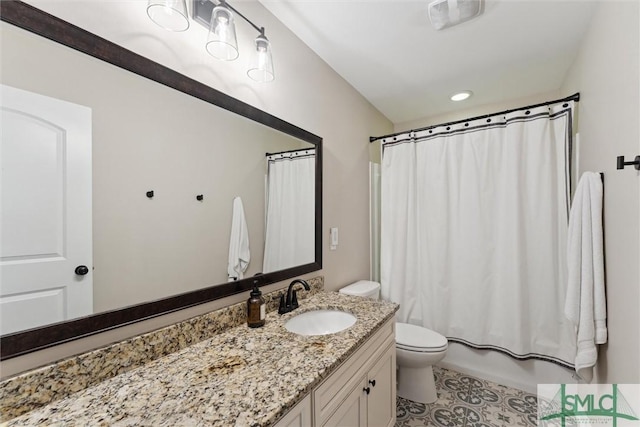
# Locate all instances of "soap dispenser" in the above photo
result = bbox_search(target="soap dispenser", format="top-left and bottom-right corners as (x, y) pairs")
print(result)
(247, 286), (266, 328)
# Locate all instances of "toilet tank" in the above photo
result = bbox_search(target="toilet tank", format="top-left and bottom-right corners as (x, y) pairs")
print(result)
(339, 280), (380, 300)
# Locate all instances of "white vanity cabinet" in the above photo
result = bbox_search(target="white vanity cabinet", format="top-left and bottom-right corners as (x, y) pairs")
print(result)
(274, 318), (395, 427)
(275, 394), (312, 427)
(313, 318), (396, 427)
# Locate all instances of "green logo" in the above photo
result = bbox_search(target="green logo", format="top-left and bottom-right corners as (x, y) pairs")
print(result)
(539, 384), (639, 427)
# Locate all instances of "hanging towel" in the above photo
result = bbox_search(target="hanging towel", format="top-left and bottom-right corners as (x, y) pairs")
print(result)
(565, 172), (606, 382)
(228, 196), (250, 281)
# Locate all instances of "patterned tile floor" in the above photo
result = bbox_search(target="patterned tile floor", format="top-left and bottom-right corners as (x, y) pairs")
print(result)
(396, 366), (538, 427)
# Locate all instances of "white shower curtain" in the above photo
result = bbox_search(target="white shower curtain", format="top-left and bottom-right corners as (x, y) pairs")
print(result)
(381, 101), (577, 366)
(263, 149), (315, 273)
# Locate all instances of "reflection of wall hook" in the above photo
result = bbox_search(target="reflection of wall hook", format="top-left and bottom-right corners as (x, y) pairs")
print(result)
(146, 190), (154, 198)
(196, 194), (204, 201)
(617, 155), (640, 170)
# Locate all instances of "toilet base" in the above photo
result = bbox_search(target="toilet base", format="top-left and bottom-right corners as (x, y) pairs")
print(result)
(397, 364), (438, 404)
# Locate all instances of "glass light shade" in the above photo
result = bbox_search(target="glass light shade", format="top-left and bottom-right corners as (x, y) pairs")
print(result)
(247, 35), (274, 83)
(206, 4), (239, 61)
(146, 0), (189, 32)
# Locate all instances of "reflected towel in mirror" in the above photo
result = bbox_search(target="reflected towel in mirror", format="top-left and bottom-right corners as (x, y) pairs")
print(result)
(228, 196), (250, 281)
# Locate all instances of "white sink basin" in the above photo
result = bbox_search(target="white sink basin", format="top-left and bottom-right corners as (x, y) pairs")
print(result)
(284, 309), (357, 336)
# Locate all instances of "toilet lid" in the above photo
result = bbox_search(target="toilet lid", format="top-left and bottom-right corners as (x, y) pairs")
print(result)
(396, 323), (448, 352)
(339, 280), (380, 297)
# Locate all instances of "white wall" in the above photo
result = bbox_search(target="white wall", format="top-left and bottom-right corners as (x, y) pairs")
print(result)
(561, 0), (640, 384)
(1, 1), (392, 377)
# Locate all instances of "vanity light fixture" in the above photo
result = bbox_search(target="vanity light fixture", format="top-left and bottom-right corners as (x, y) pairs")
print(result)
(146, 0), (190, 32)
(247, 31), (274, 83)
(450, 90), (473, 101)
(147, 0), (274, 82)
(200, 0), (274, 82)
(206, 0), (239, 61)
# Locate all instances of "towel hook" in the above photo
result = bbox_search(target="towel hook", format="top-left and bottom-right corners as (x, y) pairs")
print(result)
(616, 155), (640, 170)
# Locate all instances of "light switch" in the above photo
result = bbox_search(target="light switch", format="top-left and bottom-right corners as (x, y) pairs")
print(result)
(330, 227), (339, 250)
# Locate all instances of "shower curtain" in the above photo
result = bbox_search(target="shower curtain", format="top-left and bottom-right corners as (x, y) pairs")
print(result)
(263, 149), (315, 273)
(380, 101), (577, 366)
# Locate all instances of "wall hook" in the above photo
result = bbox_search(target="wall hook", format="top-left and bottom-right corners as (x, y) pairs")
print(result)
(616, 155), (640, 170)
(146, 190), (154, 198)
(196, 194), (204, 201)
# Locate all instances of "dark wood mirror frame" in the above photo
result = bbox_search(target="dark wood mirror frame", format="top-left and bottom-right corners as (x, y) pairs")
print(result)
(0, 0), (323, 360)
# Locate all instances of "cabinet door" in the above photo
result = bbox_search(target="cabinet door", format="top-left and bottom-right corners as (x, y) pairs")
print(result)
(274, 394), (312, 427)
(322, 378), (367, 427)
(366, 344), (396, 427)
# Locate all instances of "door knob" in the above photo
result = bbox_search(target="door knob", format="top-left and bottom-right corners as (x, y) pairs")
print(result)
(75, 265), (89, 276)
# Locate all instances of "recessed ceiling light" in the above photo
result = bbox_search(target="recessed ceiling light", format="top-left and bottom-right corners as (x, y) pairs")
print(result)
(450, 91), (473, 101)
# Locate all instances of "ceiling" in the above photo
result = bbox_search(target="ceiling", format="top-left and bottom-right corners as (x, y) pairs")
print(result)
(260, 0), (597, 124)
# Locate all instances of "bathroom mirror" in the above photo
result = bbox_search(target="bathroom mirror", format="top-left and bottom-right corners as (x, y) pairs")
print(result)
(0, 1), (322, 359)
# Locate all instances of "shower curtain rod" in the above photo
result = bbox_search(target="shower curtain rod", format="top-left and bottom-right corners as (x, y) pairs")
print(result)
(369, 92), (580, 143)
(265, 147), (315, 157)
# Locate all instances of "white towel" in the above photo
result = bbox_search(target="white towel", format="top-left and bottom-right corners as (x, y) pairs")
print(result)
(565, 172), (606, 382)
(228, 197), (250, 281)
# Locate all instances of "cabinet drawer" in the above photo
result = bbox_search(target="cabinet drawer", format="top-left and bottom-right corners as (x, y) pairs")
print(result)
(313, 318), (395, 425)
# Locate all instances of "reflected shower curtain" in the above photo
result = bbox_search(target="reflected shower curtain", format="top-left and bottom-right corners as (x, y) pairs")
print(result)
(381, 101), (577, 366)
(263, 149), (315, 273)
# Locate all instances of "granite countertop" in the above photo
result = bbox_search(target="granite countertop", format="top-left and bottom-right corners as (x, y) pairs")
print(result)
(6, 292), (398, 426)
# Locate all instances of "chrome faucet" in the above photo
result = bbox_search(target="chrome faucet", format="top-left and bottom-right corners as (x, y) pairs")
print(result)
(278, 279), (311, 314)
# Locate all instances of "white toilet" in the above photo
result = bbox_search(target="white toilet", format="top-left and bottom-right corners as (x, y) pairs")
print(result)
(339, 280), (448, 404)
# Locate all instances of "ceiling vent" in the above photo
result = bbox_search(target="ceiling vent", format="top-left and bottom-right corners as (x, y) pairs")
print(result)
(428, 0), (483, 30)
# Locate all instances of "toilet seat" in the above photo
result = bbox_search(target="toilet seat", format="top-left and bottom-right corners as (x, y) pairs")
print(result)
(396, 323), (448, 353)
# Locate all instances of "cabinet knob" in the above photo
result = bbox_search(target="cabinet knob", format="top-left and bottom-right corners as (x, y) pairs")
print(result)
(363, 387), (371, 395)
(369, 379), (376, 387)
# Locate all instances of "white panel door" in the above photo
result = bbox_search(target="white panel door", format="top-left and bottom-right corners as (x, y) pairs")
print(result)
(0, 84), (92, 335)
